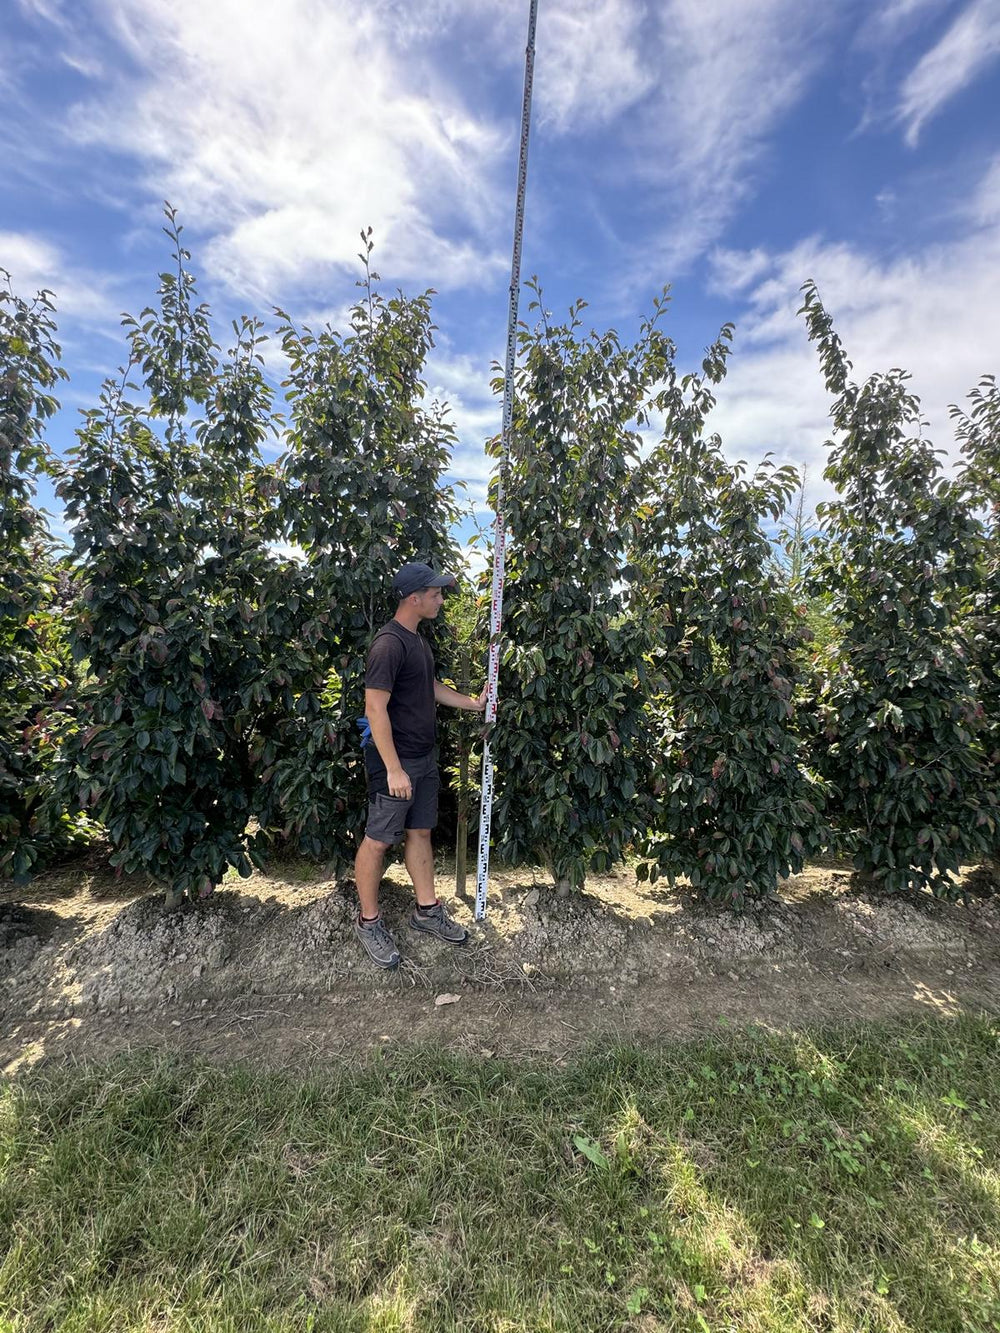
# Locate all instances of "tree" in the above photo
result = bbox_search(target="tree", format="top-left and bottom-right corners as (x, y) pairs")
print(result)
(637, 327), (828, 904)
(54, 209), (286, 905)
(953, 376), (1000, 868)
(0, 273), (82, 882)
(800, 282), (996, 896)
(485, 285), (673, 889)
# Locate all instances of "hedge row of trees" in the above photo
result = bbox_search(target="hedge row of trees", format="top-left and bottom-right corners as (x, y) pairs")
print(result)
(2, 214), (998, 907)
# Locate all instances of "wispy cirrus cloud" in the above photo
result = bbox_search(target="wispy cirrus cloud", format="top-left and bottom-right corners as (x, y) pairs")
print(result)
(706, 247), (773, 298)
(533, 0), (653, 133)
(897, 0), (1000, 146)
(417, 1), (837, 280)
(971, 153), (1000, 222)
(15, 0), (958, 316)
(530, 0), (834, 289)
(5, 0), (999, 537)
(857, 0), (953, 44)
(644, 0), (837, 270)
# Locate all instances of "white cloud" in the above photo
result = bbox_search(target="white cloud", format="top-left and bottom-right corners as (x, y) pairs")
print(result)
(5, 0), (885, 314)
(971, 154), (1000, 223)
(0, 229), (117, 322)
(57, 0), (510, 304)
(427, 348), (502, 512)
(366, 0), (653, 135)
(15, 0), (71, 27)
(851, 0), (952, 134)
(857, 0), (952, 44)
(10, 0), (104, 92)
(534, 0), (653, 132)
(60, 49), (105, 79)
(1, 231), (61, 287)
(707, 247), (773, 296)
(898, 0), (1000, 146)
(706, 155), (1000, 499)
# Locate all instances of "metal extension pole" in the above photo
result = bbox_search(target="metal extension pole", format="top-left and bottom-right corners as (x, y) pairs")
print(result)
(475, 0), (539, 922)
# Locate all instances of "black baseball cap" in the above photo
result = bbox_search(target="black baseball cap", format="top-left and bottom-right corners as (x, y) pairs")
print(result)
(393, 563), (457, 598)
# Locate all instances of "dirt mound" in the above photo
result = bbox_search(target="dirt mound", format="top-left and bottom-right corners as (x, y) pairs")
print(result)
(3, 859), (998, 1040)
(833, 892), (994, 954)
(0, 908), (47, 983)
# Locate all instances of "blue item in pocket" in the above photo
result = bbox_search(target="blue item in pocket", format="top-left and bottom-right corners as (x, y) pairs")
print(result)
(356, 716), (372, 748)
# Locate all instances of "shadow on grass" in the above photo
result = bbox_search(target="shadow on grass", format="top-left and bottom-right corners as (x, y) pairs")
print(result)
(1, 1016), (999, 1331)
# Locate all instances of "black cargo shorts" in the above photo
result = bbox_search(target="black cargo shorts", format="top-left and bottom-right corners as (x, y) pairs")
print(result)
(364, 751), (440, 845)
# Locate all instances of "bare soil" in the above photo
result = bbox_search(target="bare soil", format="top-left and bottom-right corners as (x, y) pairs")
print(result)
(2, 851), (999, 1074)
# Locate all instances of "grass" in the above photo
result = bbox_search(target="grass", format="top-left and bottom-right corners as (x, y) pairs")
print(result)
(1, 1016), (999, 1332)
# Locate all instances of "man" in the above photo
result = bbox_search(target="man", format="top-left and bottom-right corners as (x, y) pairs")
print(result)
(354, 562), (487, 969)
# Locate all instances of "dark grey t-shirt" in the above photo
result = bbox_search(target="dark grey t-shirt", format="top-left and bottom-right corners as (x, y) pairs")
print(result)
(364, 621), (436, 760)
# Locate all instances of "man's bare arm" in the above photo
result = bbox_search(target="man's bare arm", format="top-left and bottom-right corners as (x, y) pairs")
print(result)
(434, 680), (487, 711)
(365, 689), (412, 799)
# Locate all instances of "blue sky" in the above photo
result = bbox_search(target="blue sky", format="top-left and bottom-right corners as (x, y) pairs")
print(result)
(4, 0), (1000, 560)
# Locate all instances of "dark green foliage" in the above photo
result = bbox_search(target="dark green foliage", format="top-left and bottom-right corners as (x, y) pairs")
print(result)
(638, 328), (828, 904)
(800, 282), (997, 896)
(0, 274), (82, 882)
(255, 232), (462, 864)
(54, 209), (287, 903)
(954, 376), (1000, 865)
(486, 286), (672, 887)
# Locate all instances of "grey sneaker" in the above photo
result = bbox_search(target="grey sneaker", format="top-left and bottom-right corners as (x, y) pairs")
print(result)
(354, 914), (401, 969)
(409, 900), (468, 944)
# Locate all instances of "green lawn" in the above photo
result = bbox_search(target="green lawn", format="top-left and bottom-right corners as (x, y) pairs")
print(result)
(2, 1016), (999, 1332)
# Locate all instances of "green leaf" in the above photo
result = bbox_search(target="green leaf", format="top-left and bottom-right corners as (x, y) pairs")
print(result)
(573, 1135), (610, 1169)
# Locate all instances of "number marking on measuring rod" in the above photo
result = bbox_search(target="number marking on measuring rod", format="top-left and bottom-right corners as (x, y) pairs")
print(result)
(475, 0), (538, 922)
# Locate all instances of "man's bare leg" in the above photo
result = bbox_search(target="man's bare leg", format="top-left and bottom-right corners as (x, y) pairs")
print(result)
(355, 836), (390, 919)
(405, 828), (467, 943)
(404, 828), (438, 907)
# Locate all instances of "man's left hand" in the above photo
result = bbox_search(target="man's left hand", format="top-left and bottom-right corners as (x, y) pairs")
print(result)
(474, 686), (488, 711)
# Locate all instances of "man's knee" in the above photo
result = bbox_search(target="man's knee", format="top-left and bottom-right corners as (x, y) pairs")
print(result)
(359, 834), (393, 855)
(405, 827), (432, 842)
